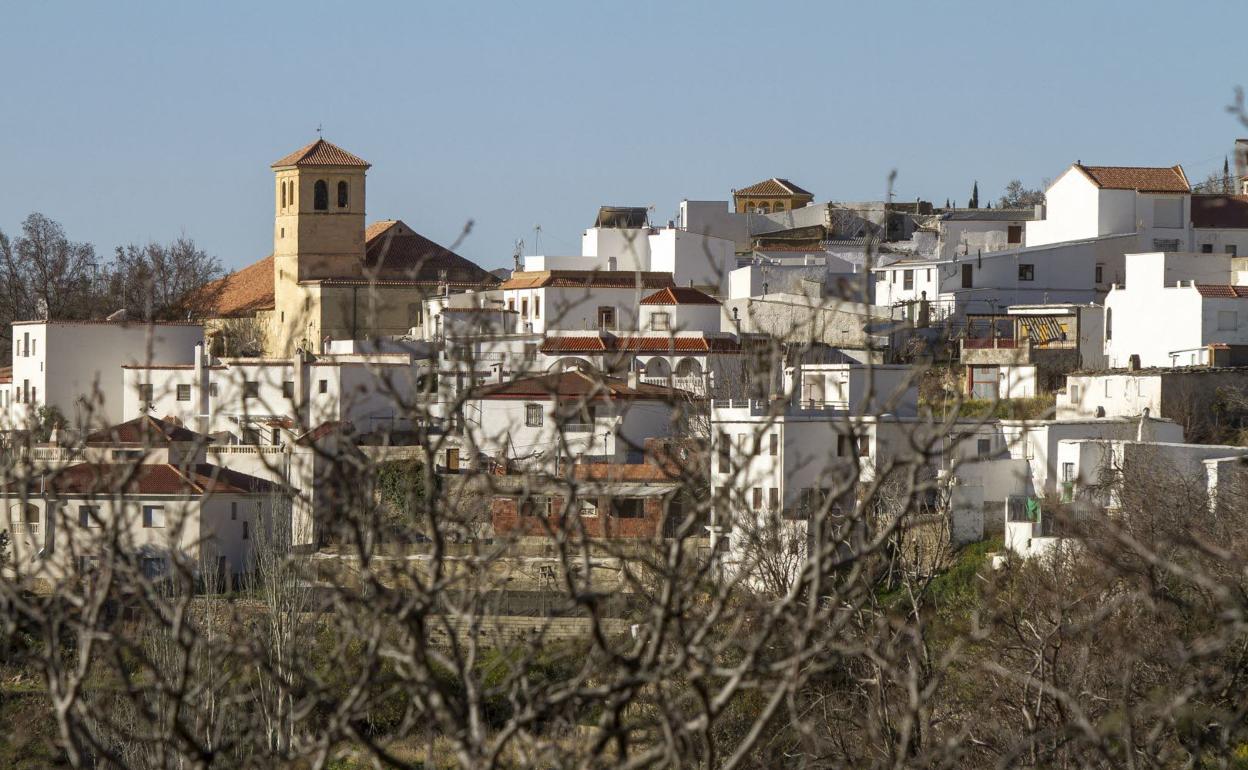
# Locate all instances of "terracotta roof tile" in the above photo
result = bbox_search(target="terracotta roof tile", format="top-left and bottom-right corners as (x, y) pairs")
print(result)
(85, 415), (209, 446)
(1194, 284), (1248, 298)
(361, 220), (499, 285)
(1192, 195), (1248, 228)
(540, 335), (740, 353)
(639, 287), (721, 306)
(1073, 164), (1190, 193)
(196, 255), (276, 317)
(271, 139), (370, 168)
(4, 463), (272, 496)
(472, 370), (693, 401)
(735, 178), (813, 197)
(499, 271), (676, 290)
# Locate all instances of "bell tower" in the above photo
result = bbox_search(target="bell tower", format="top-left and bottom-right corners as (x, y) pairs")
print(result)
(270, 138), (370, 354)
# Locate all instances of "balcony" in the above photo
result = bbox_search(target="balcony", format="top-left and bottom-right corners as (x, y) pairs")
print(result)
(640, 375), (706, 396)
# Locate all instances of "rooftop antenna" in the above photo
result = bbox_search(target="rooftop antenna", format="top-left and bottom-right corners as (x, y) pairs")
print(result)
(533, 224), (542, 253)
(512, 238), (524, 271)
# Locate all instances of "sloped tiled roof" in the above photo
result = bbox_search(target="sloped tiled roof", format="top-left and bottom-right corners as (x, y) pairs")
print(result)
(0, 367), (11, 385)
(735, 178), (813, 197)
(1195, 284), (1248, 298)
(540, 335), (741, 353)
(639, 286), (721, 306)
(362, 220), (500, 285)
(271, 139), (370, 169)
(472, 370), (690, 401)
(198, 221), (496, 318)
(1192, 195), (1248, 228)
(1073, 164), (1190, 193)
(3, 463), (273, 496)
(85, 415), (208, 446)
(196, 254), (276, 317)
(499, 271), (676, 290)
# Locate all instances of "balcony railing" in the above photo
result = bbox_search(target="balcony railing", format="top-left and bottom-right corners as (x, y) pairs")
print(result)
(641, 375), (706, 394)
(962, 337), (1018, 349)
(562, 422), (595, 433)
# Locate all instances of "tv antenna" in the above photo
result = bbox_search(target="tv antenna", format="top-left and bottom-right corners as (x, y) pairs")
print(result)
(533, 224), (542, 253)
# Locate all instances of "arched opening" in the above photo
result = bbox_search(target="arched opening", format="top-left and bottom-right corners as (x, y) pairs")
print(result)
(337, 180), (349, 208)
(675, 357), (702, 378)
(280, 182), (286, 209)
(774, 202), (785, 211)
(643, 357), (671, 383)
(314, 180), (328, 211)
(548, 357), (596, 373)
(757, 202), (770, 214)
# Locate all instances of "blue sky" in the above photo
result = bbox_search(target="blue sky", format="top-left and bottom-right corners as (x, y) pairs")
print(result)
(1, 0), (1244, 271)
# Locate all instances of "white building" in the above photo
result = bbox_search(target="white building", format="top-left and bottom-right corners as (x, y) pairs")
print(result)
(1058, 367), (1248, 430)
(960, 303), (1106, 399)
(8, 320), (204, 431)
(1103, 251), (1248, 368)
(461, 370), (689, 473)
(1026, 163), (1191, 249)
(498, 270), (676, 335)
(926, 208), (1036, 259)
(1, 417), (277, 585)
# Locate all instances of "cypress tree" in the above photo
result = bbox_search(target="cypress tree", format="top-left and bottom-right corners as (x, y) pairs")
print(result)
(969, 181), (979, 209)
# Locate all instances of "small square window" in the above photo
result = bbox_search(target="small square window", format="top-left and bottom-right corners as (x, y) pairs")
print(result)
(525, 403), (543, 427)
(143, 505), (166, 529)
(1227, 245), (1238, 257)
(1202, 243), (1214, 254)
(78, 505), (100, 528)
(209, 382), (219, 398)
(768, 487), (779, 510)
(138, 383), (154, 402)
(243, 381), (260, 399)
(1218, 310), (1238, 331)
(977, 438), (991, 458)
(318, 379), (328, 394)
(1018, 264), (1035, 281)
(176, 384), (191, 402)
(650, 311), (671, 331)
(769, 433), (778, 456)
(282, 381), (294, 399)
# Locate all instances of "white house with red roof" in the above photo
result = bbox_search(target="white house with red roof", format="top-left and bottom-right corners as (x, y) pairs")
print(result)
(460, 370), (692, 472)
(1026, 163), (1191, 249)
(1, 415), (279, 585)
(1104, 251), (1248, 367)
(497, 270), (676, 335)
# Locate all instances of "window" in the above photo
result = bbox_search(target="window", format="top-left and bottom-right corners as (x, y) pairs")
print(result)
(242, 520), (250, 540)
(1007, 225), (1023, 244)
(242, 427), (260, 445)
(977, 438), (992, 458)
(611, 498), (645, 518)
(961, 263), (973, 289)
(176, 384), (191, 402)
(597, 306), (616, 330)
(78, 505), (100, 528)
(1105, 307), (1112, 341)
(231, 502), (238, 521)
(521, 298), (529, 318)
(1061, 462), (1075, 482)
(579, 498), (600, 517)
(1070, 384), (1081, 402)
(271, 428), (280, 445)
(138, 383), (154, 402)
(243, 381), (260, 399)
(337, 180), (349, 208)
(1018, 264), (1034, 281)
(650, 311), (671, 331)
(22, 332), (29, 356)
(1095, 264), (1104, 283)
(533, 297), (541, 319)
(752, 487), (762, 508)
(525, 403), (543, 427)
(209, 382), (219, 398)
(774, 202), (784, 211)
(769, 433), (778, 457)
(768, 487), (779, 510)
(1202, 243), (1214, 254)
(30, 339), (35, 356)
(925, 269), (931, 281)
(280, 182), (286, 208)
(507, 298), (515, 312)
(407, 303), (423, 329)
(30, 386), (36, 404)
(718, 432), (731, 473)
(1153, 197), (1182, 228)
(1104, 380), (1112, 398)
(313, 180), (328, 211)
(1218, 310), (1238, 331)
(142, 505), (166, 529)
(1228, 245), (1239, 257)
(892, 271), (898, 284)
(520, 496), (552, 517)
(318, 379), (328, 394)
(903, 269), (914, 290)
(858, 435), (870, 457)
(282, 380), (294, 399)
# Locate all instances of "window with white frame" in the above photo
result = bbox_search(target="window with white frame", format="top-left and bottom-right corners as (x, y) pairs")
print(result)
(650, 311), (671, 331)
(78, 505), (100, 528)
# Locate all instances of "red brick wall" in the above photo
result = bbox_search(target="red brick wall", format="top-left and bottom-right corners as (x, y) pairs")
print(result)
(492, 495), (665, 539)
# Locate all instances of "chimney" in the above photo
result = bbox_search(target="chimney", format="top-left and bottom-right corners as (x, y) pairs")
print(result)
(193, 343), (209, 435)
(1034, 203), (1045, 220)
(495, 364), (505, 384)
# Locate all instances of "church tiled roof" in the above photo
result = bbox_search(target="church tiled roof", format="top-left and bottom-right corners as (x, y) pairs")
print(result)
(195, 254), (276, 317)
(271, 139), (371, 169)
(361, 220), (499, 285)
(735, 178), (813, 197)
